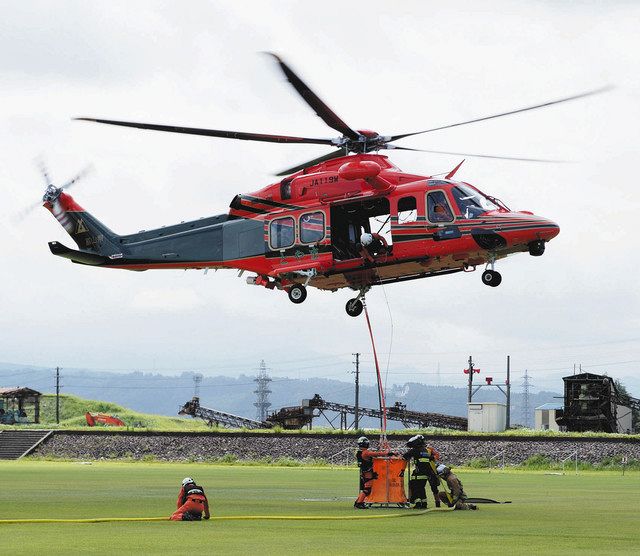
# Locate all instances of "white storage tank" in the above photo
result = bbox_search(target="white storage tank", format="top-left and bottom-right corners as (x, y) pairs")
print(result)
(467, 402), (507, 432)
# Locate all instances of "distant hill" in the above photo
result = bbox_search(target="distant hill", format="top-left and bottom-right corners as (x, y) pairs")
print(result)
(36, 394), (210, 430)
(1, 365), (561, 428)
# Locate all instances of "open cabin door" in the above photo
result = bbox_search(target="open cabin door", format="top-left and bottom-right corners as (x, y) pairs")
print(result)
(330, 198), (392, 262)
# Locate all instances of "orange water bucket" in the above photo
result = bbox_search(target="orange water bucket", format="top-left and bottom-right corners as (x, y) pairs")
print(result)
(365, 457), (408, 504)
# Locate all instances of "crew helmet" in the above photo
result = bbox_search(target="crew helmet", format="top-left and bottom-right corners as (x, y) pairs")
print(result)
(360, 232), (373, 246)
(357, 436), (370, 448)
(406, 434), (426, 448)
(182, 477), (195, 487)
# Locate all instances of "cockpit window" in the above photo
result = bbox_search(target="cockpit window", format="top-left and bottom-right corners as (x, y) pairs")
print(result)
(426, 191), (454, 223)
(452, 184), (499, 219)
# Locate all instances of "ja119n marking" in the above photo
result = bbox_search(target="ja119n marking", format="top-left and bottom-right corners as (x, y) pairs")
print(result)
(40, 54), (605, 316)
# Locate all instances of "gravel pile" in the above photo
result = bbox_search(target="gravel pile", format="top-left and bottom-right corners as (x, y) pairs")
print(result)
(33, 432), (640, 465)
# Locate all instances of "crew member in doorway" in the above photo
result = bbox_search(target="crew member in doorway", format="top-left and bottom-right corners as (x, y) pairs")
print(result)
(436, 464), (477, 510)
(354, 436), (391, 509)
(171, 477), (211, 521)
(402, 435), (441, 509)
(359, 232), (388, 261)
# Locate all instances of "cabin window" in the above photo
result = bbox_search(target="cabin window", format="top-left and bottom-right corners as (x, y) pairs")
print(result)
(269, 217), (295, 249)
(300, 211), (325, 244)
(426, 190), (454, 223)
(397, 196), (417, 223)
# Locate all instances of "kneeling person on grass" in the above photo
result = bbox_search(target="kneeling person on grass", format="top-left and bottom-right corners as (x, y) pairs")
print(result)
(171, 477), (211, 521)
(436, 464), (477, 511)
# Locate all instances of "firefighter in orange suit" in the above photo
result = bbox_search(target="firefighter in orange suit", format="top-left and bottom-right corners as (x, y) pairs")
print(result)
(354, 436), (391, 509)
(171, 477), (211, 521)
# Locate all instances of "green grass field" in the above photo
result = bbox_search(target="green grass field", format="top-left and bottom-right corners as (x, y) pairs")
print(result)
(0, 461), (638, 555)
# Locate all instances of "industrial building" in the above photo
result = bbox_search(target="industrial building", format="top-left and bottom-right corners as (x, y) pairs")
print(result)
(554, 373), (636, 433)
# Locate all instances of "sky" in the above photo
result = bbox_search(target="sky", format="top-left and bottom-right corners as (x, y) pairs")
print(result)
(1, 1), (639, 396)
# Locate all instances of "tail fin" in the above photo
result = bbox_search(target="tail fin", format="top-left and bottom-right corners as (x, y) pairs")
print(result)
(44, 188), (121, 256)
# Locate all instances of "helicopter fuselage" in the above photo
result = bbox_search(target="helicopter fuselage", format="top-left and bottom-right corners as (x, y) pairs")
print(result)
(45, 153), (559, 309)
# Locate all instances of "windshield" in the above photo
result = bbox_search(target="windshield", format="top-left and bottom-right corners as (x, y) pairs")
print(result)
(451, 183), (499, 219)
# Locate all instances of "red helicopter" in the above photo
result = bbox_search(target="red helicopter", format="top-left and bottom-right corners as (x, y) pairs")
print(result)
(41, 55), (603, 316)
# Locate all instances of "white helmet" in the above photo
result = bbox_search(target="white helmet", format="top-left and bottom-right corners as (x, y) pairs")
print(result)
(182, 477), (194, 487)
(360, 232), (373, 246)
(436, 464), (450, 477)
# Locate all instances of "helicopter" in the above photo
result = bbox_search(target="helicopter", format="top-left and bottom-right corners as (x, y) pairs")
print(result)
(41, 54), (603, 316)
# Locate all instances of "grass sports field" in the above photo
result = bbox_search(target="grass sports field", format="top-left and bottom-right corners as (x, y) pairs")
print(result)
(0, 461), (638, 555)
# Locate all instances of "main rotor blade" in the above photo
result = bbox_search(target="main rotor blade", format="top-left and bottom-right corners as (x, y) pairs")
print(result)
(390, 86), (613, 141)
(267, 53), (360, 141)
(275, 149), (347, 176)
(386, 145), (567, 163)
(74, 118), (335, 145)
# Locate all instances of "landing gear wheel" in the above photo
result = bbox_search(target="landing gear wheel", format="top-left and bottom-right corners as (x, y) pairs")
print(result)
(345, 298), (364, 317)
(288, 284), (307, 304)
(481, 270), (502, 287)
(528, 240), (545, 256)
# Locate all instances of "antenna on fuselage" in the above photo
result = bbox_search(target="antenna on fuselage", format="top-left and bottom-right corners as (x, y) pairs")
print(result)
(445, 159), (465, 180)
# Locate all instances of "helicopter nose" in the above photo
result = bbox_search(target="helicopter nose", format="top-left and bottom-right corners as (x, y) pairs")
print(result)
(524, 216), (559, 257)
(539, 217), (560, 241)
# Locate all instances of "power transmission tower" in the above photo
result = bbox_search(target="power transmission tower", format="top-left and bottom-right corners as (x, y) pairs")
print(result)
(253, 360), (272, 422)
(193, 373), (203, 399)
(352, 353), (360, 430)
(521, 369), (531, 428)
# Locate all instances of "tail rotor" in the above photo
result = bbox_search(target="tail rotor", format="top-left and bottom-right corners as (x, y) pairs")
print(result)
(15, 161), (93, 222)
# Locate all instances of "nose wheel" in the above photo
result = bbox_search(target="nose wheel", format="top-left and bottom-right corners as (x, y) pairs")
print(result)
(481, 269), (502, 287)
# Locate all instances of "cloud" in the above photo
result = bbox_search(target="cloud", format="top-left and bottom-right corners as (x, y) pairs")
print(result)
(130, 287), (202, 312)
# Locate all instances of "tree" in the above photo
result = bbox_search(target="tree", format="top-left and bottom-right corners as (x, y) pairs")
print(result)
(614, 379), (639, 433)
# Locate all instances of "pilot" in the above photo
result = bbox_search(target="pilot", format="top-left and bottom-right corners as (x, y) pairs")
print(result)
(360, 232), (388, 261)
(432, 203), (451, 222)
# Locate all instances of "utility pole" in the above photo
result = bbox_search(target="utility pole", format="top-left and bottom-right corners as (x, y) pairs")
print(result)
(55, 367), (61, 424)
(522, 369), (531, 428)
(352, 353), (360, 430)
(506, 355), (511, 429)
(467, 355), (475, 403)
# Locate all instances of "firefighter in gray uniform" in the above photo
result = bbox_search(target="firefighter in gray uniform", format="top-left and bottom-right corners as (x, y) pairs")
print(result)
(436, 463), (477, 510)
